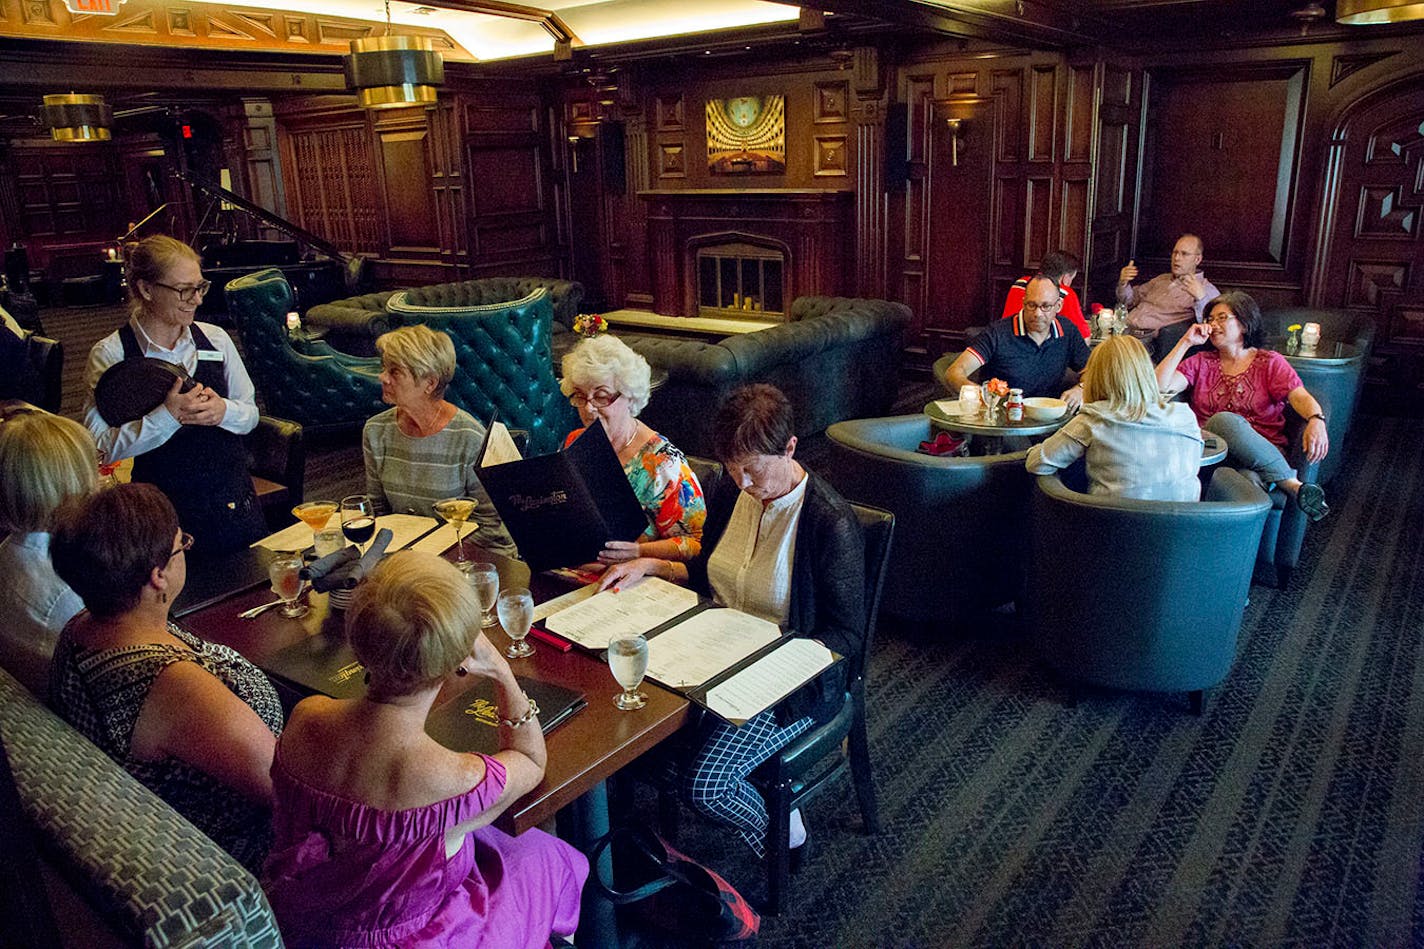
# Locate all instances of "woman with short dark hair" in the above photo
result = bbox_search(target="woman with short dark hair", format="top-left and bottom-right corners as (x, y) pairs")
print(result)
(48, 483), (283, 872)
(600, 383), (865, 861)
(1156, 289), (1330, 519)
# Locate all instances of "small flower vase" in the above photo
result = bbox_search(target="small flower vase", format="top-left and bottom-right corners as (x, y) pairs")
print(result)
(1286, 326), (1302, 354)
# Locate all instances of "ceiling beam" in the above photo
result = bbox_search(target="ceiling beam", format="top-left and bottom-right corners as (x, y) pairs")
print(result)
(811, 0), (1110, 46)
(407, 0), (581, 50)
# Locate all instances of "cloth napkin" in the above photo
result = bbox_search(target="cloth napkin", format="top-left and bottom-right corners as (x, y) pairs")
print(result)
(300, 528), (394, 591)
(917, 432), (968, 457)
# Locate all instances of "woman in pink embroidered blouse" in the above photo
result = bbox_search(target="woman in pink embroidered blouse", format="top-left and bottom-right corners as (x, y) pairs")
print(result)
(1155, 290), (1330, 521)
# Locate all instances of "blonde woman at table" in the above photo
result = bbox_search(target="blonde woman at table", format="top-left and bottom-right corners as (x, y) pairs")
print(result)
(561, 334), (705, 564)
(0, 403), (98, 694)
(264, 551), (586, 948)
(47, 483), (284, 872)
(1026, 334), (1204, 501)
(363, 324), (518, 557)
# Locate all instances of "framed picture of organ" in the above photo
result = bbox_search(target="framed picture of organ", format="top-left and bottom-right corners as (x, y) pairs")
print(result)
(705, 95), (786, 174)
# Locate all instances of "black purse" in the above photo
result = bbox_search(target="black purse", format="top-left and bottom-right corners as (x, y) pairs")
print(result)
(590, 825), (760, 946)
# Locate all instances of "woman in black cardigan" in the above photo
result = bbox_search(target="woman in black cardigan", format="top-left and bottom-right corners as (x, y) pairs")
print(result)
(600, 384), (865, 860)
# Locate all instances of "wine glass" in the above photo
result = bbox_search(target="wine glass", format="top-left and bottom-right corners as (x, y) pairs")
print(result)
(433, 496), (477, 564)
(268, 556), (307, 618)
(292, 500), (337, 550)
(340, 495), (375, 554)
(465, 562), (500, 628)
(608, 634), (649, 710)
(496, 587), (535, 659)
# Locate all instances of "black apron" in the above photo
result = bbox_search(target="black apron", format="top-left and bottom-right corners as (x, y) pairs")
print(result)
(119, 323), (265, 556)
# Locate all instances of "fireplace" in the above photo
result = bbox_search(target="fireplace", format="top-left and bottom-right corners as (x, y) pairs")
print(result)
(696, 241), (785, 318)
(640, 189), (853, 318)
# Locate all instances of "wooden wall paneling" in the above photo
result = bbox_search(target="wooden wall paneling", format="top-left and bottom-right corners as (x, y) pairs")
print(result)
(278, 106), (383, 257)
(1028, 64), (1058, 164)
(237, 98), (287, 228)
(431, 99), (467, 277)
(991, 68), (1025, 271)
(1059, 63), (1097, 302)
(1088, 61), (1144, 307)
(373, 109), (440, 258)
(852, 45), (887, 300)
(899, 72), (936, 343)
(9, 141), (125, 271)
(622, 107), (654, 308)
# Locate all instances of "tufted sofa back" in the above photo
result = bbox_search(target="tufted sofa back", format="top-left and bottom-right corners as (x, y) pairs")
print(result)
(0, 666), (283, 947)
(226, 268), (386, 431)
(385, 287), (578, 455)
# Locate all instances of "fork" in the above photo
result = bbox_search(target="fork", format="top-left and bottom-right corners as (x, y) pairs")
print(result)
(238, 599), (286, 620)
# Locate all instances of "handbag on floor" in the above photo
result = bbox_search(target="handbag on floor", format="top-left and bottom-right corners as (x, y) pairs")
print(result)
(590, 825), (760, 945)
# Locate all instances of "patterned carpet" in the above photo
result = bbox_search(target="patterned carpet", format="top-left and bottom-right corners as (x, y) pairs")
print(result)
(42, 303), (1423, 945)
(650, 412), (1424, 947)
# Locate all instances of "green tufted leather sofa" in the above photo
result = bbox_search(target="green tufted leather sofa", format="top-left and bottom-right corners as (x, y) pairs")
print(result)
(305, 276), (585, 357)
(226, 268), (387, 432)
(622, 296), (911, 458)
(0, 665), (283, 947)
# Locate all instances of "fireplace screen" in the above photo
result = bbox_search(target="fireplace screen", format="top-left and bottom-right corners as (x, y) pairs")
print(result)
(696, 243), (784, 318)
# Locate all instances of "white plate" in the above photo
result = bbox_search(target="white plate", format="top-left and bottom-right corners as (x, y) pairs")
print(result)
(932, 399), (964, 417)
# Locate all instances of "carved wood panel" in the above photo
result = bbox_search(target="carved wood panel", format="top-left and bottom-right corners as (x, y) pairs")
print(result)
(281, 112), (384, 256)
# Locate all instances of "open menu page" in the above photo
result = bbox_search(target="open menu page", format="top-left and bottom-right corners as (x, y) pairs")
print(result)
(253, 513), (438, 553)
(704, 637), (835, 725)
(542, 576), (700, 650)
(644, 608), (781, 690)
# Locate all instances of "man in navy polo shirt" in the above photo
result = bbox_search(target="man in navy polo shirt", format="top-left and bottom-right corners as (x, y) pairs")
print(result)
(944, 274), (1089, 408)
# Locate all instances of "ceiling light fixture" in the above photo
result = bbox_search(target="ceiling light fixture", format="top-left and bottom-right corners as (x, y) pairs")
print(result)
(345, 0), (444, 110)
(1337, 0), (1424, 24)
(41, 93), (112, 142)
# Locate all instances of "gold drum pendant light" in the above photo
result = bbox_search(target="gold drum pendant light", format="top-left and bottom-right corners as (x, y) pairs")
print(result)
(42, 93), (113, 142)
(1337, 0), (1424, 23)
(345, 1), (444, 110)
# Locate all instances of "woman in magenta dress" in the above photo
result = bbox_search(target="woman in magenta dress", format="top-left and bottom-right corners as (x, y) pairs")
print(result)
(263, 551), (586, 948)
(1155, 289), (1331, 520)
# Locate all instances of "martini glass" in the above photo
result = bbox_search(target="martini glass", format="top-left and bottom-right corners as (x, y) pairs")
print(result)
(433, 496), (477, 564)
(292, 500), (337, 550)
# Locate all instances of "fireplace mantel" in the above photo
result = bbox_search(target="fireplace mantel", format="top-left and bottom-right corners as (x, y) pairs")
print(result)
(639, 188), (854, 318)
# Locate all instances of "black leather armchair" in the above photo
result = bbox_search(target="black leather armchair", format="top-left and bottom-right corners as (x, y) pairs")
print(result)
(18, 331), (63, 414)
(225, 269), (386, 432)
(1027, 468), (1271, 712)
(246, 416), (305, 530)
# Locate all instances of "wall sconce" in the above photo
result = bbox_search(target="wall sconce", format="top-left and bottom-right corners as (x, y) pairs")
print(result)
(932, 96), (989, 167)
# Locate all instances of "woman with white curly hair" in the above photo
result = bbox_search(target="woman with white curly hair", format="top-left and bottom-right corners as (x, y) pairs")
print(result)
(561, 334), (705, 563)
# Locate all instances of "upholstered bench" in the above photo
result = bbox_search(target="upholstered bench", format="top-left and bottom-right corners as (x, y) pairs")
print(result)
(0, 666), (283, 947)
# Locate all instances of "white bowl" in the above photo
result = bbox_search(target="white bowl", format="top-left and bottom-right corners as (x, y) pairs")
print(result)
(1023, 397), (1067, 421)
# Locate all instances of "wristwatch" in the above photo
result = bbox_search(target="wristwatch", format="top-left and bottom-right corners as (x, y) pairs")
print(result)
(1308, 413), (1325, 423)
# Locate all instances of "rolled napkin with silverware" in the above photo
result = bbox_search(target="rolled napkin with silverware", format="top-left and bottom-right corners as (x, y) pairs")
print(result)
(301, 528), (394, 592)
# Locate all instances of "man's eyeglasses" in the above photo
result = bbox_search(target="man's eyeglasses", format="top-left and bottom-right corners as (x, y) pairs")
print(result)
(153, 280), (212, 303)
(168, 532), (194, 561)
(568, 389), (622, 409)
(1022, 301), (1058, 312)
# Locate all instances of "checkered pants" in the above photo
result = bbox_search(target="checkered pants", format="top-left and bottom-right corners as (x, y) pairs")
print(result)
(682, 709), (814, 859)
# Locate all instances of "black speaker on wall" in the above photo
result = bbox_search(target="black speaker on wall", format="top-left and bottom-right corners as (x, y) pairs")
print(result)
(884, 102), (909, 188)
(600, 122), (626, 194)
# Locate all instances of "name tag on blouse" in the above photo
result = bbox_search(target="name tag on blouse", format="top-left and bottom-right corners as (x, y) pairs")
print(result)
(196, 349), (225, 362)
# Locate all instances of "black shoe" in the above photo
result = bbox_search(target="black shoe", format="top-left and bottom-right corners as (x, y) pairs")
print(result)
(788, 835), (812, 875)
(1296, 483), (1329, 522)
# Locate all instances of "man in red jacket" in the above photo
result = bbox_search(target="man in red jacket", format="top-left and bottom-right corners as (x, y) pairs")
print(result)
(1001, 250), (1088, 339)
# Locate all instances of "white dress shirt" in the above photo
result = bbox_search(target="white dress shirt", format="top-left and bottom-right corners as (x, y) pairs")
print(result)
(705, 472), (809, 626)
(0, 532), (82, 695)
(83, 317), (258, 463)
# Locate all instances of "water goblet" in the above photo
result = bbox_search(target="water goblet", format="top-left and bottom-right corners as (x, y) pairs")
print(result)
(497, 588), (536, 659)
(339, 495), (375, 554)
(608, 634), (649, 710)
(433, 496), (477, 564)
(268, 556), (308, 618)
(464, 562), (500, 628)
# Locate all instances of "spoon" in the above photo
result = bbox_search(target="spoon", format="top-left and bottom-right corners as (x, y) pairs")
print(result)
(238, 599), (286, 620)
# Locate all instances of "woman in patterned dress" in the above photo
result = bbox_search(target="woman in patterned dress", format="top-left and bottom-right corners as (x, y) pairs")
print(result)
(1156, 289), (1331, 520)
(561, 334), (705, 564)
(47, 483), (283, 871)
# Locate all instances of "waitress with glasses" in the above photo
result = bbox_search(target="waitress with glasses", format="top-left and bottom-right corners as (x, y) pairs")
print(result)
(83, 234), (265, 555)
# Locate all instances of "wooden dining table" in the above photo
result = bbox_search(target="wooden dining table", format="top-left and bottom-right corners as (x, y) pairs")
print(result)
(177, 541), (691, 944)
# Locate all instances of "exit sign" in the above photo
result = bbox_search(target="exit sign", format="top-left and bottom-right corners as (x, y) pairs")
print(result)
(64, 0), (123, 13)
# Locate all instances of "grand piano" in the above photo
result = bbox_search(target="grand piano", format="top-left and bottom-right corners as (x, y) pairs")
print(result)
(176, 171), (367, 321)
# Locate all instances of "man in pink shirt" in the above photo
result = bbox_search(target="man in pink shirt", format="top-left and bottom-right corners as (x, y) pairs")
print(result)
(1116, 234), (1219, 353)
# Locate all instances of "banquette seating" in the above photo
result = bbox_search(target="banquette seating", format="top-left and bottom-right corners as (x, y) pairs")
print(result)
(0, 665), (282, 947)
(1025, 469), (1271, 712)
(823, 414), (1031, 622)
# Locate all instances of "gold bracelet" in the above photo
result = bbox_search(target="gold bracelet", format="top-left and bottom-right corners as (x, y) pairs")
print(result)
(500, 693), (540, 729)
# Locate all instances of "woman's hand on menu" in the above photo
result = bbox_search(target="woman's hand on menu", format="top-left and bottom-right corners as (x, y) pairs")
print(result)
(598, 557), (659, 591)
(597, 540), (641, 563)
